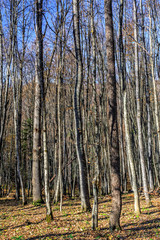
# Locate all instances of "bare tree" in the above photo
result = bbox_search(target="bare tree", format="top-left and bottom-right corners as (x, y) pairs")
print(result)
(119, 0), (140, 214)
(140, 0), (154, 191)
(11, 0), (26, 204)
(90, 0), (100, 230)
(104, 0), (121, 230)
(32, 0), (43, 203)
(133, 0), (150, 206)
(73, 0), (91, 212)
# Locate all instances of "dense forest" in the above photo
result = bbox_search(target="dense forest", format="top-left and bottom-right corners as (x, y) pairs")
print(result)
(0, 0), (160, 239)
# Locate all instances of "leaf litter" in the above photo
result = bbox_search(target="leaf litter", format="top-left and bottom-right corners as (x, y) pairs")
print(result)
(0, 192), (160, 239)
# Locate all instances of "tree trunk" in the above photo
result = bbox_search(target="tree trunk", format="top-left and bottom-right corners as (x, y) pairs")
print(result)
(119, 0), (140, 214)
(124, 92), (140, 214)
(149, 3), (160, 184)
(133, 0), (150, 206)
(73, 0), (91, 212)
(11, 0), (26, 205)
(140, 0), (154, 191)
(43, 106), (53, 221)
(90, 0), (100, 229)
(32, 0), (43, 203)
(104, 0), (121, 231)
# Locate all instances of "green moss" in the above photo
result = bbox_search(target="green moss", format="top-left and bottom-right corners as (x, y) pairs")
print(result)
(46, 213), (53, 223)
(11, 236), (24, 240)
(33, 199), (44, 206)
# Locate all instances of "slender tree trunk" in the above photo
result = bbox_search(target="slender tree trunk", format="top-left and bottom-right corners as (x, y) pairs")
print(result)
(73, 0), (91, 212)
(149, 3), (160, 181)
(140, 0), (154, 191)
(11, 0), (26, 205)
(124, 92), (140, 213)
(0, 9), (3, 133)
(133, 0), (150, 206)
(90, 0), (100, 229)
(56, 66), (63, 210)
(0, 9), (3, 190)
(119, 0), (140, 214)
(104, 0), (121, 231)
(32, 0), (43, 203)
(43, 105), (53, 221)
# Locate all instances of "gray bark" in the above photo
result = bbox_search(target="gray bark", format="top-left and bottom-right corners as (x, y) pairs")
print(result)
(119, 0), (140, 214)
(90, 0), (100, 229)
(104, 0), (121, 231)
(73, 0), (91, 212)
(133, 0), (150, 206)
(140, 0), (154, 191)
(32, 0), (43, 203)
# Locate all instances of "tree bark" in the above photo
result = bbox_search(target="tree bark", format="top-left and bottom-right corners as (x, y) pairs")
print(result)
(119, 0), (140, 214)
(32, 0), (43, 203)
(133, 0), (150, 206)
(90, 0), (100, 229)
(73, 0), (91, 212)
(43, 105), (53, 221)
(104, 0), (121, 231)
(149, 3), (160, 185)
(11, 0), (26, 205)
(140, 0), (154, 191)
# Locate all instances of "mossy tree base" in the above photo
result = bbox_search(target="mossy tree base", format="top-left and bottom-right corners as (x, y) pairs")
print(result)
(33, 199), (44, 206)
(46, 213), (53, 223)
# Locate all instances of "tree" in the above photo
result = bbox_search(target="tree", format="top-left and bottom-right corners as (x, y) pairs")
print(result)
(148, 0), (160, 188)
(140, 0), (154, 191)
(42, 89), (53, 221)
(133, 0), (150, 206)
(119, 0), (140, 214)
(104, 0), (121, 231)
(90, 0), (100, 230)
(11, 0), (26, 205)
(73, 0), (91, 212)
(32, 0), (43, 204)
(0, 3), (11, 194)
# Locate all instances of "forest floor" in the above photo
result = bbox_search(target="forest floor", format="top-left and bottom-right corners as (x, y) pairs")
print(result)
(0, 191), (160, 240)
